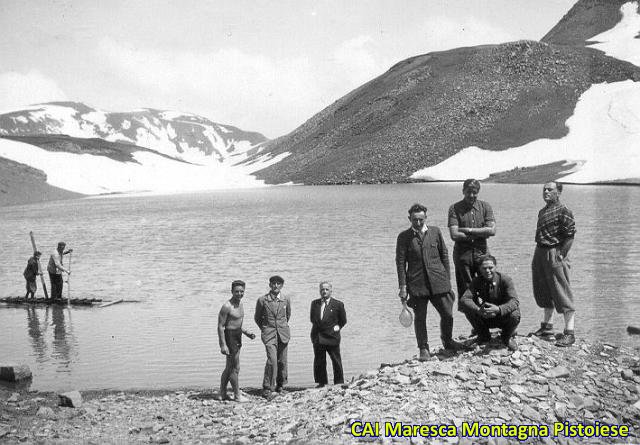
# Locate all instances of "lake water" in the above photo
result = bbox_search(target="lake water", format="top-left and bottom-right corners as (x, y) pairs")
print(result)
(1, 183), (639, 392)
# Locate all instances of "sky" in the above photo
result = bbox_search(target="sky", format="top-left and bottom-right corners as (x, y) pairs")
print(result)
(0, 0), (576, 138)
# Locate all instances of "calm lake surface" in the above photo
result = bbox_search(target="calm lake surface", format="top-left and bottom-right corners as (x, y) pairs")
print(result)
(1, 183), (639, 391)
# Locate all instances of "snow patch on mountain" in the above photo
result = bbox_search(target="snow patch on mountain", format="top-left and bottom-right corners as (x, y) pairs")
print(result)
(0, 138), (286, 194)
(411, 80), (640, 183)
(0, 102), (267, 167)
(589, 2), (640, 67)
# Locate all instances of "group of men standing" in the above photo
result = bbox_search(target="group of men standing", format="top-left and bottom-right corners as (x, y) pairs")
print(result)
(23, 241), (73, 300)
(395, 179), (577, 359)
(217, 276), (346, 402)
(215, 178), (576, 401)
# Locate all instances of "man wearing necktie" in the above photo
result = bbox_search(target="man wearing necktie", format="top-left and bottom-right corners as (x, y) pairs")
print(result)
(254, 275), (291, 398)
(459, 254), (520, 351)
(310, 281), (347, 388)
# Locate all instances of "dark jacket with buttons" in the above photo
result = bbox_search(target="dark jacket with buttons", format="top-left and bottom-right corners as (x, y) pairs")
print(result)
(310, 297), (347, 346)
(395, 226), (451, 297)
(459, 271), (520, 317)
(255, 293), (291, 345)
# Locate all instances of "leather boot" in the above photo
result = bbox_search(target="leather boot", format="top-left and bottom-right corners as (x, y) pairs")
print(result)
(418, 347), (430, 361)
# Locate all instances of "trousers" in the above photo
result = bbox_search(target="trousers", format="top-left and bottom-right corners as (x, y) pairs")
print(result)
(411, 292), (454, 349)
(262, 338), (288, 390)
(312, 343), (344, 385)
(463, 310), (520, 340)
(49, 273), (63, 300)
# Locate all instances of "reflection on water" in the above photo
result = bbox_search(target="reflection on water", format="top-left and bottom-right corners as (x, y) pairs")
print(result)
(26, 306), (46, 361)
(24, 305), (77, 378)
(1, 183), (639, 391)
(51, 306), (75, 369)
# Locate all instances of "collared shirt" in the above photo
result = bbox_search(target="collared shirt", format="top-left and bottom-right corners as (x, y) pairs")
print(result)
(267, 292), (283, 302)
(535, 201), (576, 247)
(460, 271), (519, 316)
(47, 250), (64, 275)
(448, 199), (495, 250)
(411, 225), (428, 237)
(320, 297), (331, 318)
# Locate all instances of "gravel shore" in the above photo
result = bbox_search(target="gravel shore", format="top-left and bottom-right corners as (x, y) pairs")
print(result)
(2, 335), (639, 444)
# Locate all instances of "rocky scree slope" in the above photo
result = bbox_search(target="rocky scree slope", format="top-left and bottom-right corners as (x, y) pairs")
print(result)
(2, 336), (639, 444)
(250, 40), (640, 185)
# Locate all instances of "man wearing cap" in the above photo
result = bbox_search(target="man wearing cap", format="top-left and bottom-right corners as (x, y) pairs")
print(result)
(255, 275), (291, 398)
(448, 179), (496, 305)
(47, 242), (73, 300)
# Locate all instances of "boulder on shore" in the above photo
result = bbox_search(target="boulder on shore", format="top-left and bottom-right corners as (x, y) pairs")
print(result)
(58, 390), (83, 408)
(0, 364), (32, 382)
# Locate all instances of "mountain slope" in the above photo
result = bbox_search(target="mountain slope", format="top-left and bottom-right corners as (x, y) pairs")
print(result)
(0, 103), (282, 204)
(0, 136), (285, 196)
(249, 40), (640, 185)
(0, 102), (268, 165)
(0, 157), (83, 206)
(541, 0), (631, 46)
(0, 134), (191, 164)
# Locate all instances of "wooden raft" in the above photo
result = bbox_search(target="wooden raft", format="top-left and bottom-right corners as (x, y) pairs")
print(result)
(0, 297), (103, 306)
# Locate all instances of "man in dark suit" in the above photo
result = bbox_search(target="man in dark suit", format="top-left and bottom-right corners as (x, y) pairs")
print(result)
(396, 203), (465, 361)
(459, 255), (520, 351)
(310, 281), (347, 387)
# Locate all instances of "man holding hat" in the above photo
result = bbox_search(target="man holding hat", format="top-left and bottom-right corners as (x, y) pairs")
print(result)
(254, 275), (291, 398)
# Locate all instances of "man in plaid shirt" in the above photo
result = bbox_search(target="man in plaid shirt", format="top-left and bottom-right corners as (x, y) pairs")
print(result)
(531, 182), (576, 347)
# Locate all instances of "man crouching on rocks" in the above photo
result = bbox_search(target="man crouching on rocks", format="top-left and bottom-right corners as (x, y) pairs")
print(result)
(459, 255), (520, 351)
(217, 280), (255, 402)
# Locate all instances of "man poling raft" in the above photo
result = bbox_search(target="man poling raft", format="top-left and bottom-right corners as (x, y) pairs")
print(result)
(47, 241), (73, 301)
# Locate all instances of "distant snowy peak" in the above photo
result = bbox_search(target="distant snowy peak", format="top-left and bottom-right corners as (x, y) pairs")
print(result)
(0, 102), (268, 165)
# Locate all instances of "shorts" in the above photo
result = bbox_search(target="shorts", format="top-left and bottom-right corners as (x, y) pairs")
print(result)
(225, 329), (242, 354)
(532, 245), (575, 313)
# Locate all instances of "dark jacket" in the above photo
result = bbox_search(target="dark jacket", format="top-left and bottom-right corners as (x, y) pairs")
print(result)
(255, 293), (291, 345)
(23, 257), (39, 281)
(396, 226), (451, 297)
(459, 271), (520, 317)
(310, 297), (347, 346)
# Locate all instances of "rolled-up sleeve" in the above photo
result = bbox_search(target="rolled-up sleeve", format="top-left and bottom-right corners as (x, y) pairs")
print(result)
(483, 202), (495, 224)
(447, 205), (458, 227)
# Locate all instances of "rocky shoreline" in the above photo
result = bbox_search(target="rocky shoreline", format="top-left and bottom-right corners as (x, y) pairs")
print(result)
(1, 334), (639, 444)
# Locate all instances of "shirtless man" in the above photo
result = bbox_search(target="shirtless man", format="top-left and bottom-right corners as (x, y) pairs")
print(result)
(217, 280), (255, 402)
